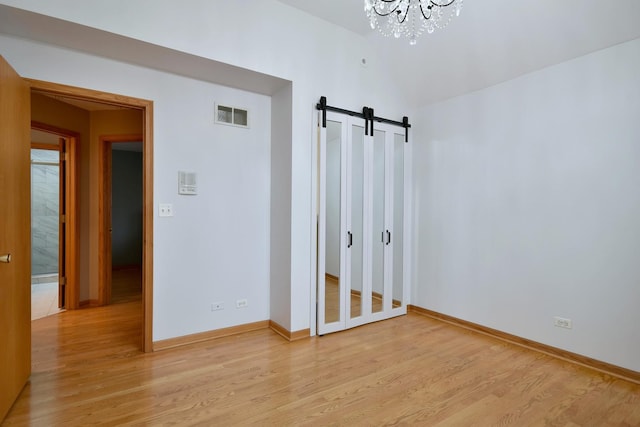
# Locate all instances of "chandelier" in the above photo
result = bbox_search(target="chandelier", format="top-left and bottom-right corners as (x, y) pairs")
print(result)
(364, 0), (463, 45)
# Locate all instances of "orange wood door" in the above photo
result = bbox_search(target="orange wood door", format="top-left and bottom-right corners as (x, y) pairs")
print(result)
(59, 138), (66, 307)
(99, 139), (113, 305)
(0, 55), (31, 421)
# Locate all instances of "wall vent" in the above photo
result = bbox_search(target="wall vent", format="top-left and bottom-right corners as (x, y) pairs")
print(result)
(215, 103), (249, 128)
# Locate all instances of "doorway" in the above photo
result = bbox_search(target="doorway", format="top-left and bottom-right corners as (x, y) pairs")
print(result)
(30, 131), (64, 319)
(100, 138), (143, 306)
(28, 79), (154, 352)
(29, 123), (80, 315)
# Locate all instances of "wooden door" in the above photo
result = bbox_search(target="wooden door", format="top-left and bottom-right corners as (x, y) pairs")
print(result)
(99, 140), (113, 305)
(59, 138), (66, 307)
(0, 56), (31, 421)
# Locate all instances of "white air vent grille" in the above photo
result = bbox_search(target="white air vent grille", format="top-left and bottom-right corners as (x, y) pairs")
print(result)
(215, 103), (249, 128)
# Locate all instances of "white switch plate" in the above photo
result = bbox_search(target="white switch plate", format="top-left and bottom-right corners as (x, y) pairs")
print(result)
(159, 203), (174, 217)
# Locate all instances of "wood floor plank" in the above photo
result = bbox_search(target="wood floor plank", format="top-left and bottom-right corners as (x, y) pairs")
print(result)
(4, 269), (640, 425)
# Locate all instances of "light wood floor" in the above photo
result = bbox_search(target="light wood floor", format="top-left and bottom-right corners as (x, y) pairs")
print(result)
(5, 276), (640, 425)
(325, 277), (389, 322)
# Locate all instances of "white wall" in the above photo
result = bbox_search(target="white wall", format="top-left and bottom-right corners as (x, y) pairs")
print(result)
(3, 0), (637, 373)
(270, 84), (292, 331)
(0, 35), (272, 340)
(0, 0), (407, 337)
(412, 38), (640, 371)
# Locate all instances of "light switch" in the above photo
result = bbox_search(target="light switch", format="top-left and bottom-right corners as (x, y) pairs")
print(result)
(159, 203), (173, 217)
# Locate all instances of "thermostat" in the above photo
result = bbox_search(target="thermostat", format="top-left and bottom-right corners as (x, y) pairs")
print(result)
(178, 171), (197, 195)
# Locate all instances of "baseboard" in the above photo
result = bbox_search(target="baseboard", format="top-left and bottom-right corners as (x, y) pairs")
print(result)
(79, 299), (100, 308)
(269, 320), (310, 342)
(408, 305), (640, 385)
(153, 320), (269, 351)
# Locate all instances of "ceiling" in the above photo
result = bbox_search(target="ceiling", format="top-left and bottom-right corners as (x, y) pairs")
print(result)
(0, 4), (290, 98)
(30, 94), (140, 151)
(277, 0), (640, 107)
(30, 128), (141, 152)
(31, 129), (59, 145)
(2, 2), (640, 108)
(39, 93), (126, 112)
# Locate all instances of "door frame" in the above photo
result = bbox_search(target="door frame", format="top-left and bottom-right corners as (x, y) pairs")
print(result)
(31, 123), (80, 309)
(27, 78), (155, 353)
(98, 135), (143, 306)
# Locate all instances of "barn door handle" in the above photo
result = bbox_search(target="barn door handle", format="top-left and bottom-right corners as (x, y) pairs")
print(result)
(0, 253), (11, 263)
(386, 230), (391, 246)
(347, 231), (353, 248)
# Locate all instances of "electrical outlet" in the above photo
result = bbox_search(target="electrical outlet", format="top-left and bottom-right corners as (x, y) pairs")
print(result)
(236, 299), (248, 309)
(554, 316), (572, 329)
(159, 203), (174, 217)
(211, 302), (224, 311)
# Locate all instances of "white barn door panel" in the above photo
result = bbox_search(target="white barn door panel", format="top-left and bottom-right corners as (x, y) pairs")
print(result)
(318, 112), (409, 335)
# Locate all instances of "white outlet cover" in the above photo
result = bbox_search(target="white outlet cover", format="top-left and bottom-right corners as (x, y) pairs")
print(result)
(159, 203), (174, 217)
(554, 316), (573, 329)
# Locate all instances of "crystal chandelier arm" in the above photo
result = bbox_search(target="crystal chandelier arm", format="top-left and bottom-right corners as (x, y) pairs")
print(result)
(420, 0), (456, 21)
(372, 0), (402, 17)
(429, 0), (456, 7)
(420, 3), (433, 20)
